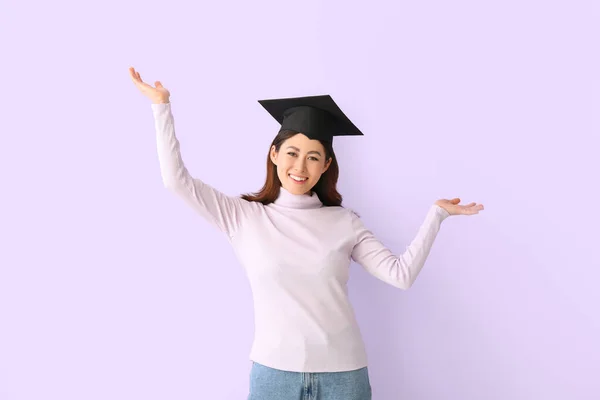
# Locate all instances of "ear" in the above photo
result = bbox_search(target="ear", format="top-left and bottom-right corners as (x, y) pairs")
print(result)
(322, 157), (332, 173)
(270, 145), (278, 166)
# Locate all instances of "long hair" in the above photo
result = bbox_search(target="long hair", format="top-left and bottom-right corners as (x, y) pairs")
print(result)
(241, 130), (343, 206)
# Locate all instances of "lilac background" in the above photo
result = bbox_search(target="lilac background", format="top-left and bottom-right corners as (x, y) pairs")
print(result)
(1, 0), (598, 399)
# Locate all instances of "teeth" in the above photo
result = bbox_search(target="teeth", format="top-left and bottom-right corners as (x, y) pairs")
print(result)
(290, 174), (307, 182)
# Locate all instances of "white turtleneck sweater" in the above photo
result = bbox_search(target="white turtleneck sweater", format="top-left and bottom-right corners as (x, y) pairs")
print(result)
(151, 102), (451, 373)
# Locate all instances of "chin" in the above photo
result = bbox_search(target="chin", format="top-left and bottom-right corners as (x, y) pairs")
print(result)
(282, 178), (314, 195)
(285, 186), (308, 195)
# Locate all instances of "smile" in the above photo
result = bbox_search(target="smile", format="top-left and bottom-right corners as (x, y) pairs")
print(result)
(289, 174), (308, 183)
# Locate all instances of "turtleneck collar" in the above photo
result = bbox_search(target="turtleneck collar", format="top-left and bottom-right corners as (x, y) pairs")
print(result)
(273, 186), (323, 209)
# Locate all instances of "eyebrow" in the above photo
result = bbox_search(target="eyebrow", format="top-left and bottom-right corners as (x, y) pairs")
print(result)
(286, 146), (322, 157)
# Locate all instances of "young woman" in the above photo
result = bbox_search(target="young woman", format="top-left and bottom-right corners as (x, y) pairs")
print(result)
(129, 66), (484, 400)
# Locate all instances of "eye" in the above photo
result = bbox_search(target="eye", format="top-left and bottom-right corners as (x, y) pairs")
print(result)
(309, 156), (319, 161)
(287, 152), (297, 157)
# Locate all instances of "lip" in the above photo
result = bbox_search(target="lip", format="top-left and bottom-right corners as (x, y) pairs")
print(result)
(289, 174), (308, 184)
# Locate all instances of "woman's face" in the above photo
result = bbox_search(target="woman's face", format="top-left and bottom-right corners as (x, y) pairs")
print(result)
(270, 133), (332, 195)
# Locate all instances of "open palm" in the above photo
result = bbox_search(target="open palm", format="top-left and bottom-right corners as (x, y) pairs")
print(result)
(435, 198), (484, 216)
(129, 66), (170, 104)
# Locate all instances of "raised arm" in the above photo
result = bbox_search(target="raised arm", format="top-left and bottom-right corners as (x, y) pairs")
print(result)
(130, 67), (258, 238)
(152, 102), (258, 237)
(350, 205), (451, 290)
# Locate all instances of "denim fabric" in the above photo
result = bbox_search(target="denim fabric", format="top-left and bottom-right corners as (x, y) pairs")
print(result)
(248, 362), (372, 400)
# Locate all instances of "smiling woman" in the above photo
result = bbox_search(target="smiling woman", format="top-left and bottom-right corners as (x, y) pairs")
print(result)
(241, 128), (341, 206)
(240, 94), (364, 207)
(130, 65), (484, 400)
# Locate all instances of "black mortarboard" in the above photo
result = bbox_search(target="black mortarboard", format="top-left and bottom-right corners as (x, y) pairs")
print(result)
(257, 94), (364, 142)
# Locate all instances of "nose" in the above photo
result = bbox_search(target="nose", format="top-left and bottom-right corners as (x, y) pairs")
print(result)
(293, 157), (307, 173)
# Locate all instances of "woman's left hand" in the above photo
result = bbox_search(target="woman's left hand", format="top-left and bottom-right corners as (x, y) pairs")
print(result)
(435, 198), (484, 216)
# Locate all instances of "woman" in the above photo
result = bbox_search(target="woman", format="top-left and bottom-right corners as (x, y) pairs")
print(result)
(129, 66), (484, 400)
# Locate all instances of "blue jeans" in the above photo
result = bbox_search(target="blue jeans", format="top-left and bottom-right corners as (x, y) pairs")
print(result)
(248, 362), (372, 400)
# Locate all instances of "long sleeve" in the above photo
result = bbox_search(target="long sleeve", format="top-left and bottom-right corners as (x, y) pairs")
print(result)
(151, 102), (258, 238)
(350, 205), (451, 289)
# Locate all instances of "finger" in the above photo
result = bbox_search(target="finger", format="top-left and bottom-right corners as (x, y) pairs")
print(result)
(131, 70), (140, 81)
(130, 73), (147, 88)
(131, 73), (143, 87)
(133, 77), (155, 92)
(131, 70), (145, 86)
(129, 67), (138, 81)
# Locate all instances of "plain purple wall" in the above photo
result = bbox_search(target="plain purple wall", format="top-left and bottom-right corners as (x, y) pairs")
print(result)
(1, 0), (598, 399)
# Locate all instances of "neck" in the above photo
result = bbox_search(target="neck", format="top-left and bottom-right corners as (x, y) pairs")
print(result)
(273, 186), (323, 209)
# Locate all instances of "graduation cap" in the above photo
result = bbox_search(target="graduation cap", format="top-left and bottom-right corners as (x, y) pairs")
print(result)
(257, 94), (364, 142)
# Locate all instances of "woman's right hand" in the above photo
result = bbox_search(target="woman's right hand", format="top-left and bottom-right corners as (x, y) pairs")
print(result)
(129, 66), (170, 104)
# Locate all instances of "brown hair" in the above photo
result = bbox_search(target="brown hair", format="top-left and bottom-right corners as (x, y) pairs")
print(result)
(241, 130), (343, 206)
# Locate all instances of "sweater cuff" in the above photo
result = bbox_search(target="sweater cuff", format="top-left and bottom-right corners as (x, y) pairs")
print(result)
(151, 102), (171, 111)
(433, 204), (451, 220)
